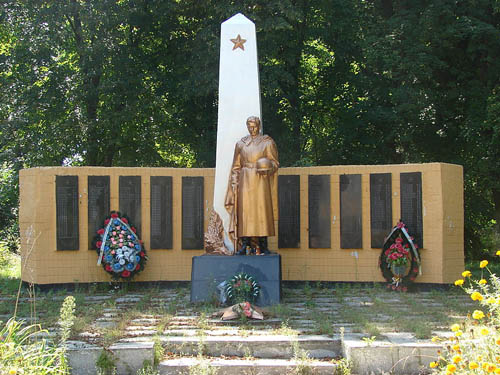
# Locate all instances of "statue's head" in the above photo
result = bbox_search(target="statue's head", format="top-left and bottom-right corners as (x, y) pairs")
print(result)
(246, 116), (261, 137)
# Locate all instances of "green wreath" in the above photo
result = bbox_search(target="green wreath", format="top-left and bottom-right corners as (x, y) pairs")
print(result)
(225, 273), (260, 304)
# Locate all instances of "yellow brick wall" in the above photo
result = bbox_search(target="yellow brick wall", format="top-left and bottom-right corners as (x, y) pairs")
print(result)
(19, 163), (464, 284)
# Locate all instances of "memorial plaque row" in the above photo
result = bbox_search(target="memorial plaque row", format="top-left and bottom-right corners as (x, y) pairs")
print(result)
(55, 172), (423, 251)
(56, 175), (204, 250)
(277, 172), (423, 249)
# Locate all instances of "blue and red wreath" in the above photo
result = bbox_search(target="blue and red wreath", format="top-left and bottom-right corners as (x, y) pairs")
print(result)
(93, 211), (147, 280)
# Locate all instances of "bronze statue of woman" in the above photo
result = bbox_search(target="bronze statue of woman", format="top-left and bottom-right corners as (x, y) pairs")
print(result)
(224, 116), (279, 255)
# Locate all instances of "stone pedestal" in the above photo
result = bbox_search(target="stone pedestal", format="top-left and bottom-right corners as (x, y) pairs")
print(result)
(190, 254), (281, 306)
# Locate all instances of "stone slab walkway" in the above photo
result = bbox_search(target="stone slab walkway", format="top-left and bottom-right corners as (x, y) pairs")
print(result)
(2, 284), (474, 374)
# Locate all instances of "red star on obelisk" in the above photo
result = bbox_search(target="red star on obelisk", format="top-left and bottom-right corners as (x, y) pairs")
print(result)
(230, 34), (246, 51)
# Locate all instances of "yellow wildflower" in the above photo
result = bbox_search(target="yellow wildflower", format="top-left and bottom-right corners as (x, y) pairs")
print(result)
(431, 336), (440, 342)
(495, 369), (500, 375)
(447, 364), (457, 373)
(462, 270), (472, 277)
(487, 297), (496, 304)
(472, 310), (485, 320)
(471, 292), (484, 301)
(496, 250), (500, 256)
(454, 279), (464, 286)
(484, 362), (490, 370)
(488, 364), (497, 373)
(469, 362), (479, 370)
(430, 361), (438, 368)
(479, 278), (487, 284)
(452, 344), (460, 351)
(480, 260), (488, 268)
(451, 324), (460, 332)
(452, 355), (462, 363)
(496, 338), (500, 345)
(481, 327), (490, 336)
(478, 355), (484, 361)
(9, 370), (17, 375)
(455, 330), (463, 337)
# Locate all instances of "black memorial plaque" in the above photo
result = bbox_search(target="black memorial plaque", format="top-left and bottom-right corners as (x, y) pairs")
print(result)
(119, 176), (141, 237)
(150, 176), (173, 249)
(56, 175), (79, 250)
(370, 173), (392, 248)
(278, 175), (300, 248)
(400, 172), (423, 248)
(88, 176), (110, 249)
(308, 175), (331, 248)
(340, 174), (362, 249)
(182, 176), (204, 249)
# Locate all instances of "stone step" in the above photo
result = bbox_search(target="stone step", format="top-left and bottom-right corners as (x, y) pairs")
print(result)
(122, 334), (342, 359)
(158, 357), (338, 375)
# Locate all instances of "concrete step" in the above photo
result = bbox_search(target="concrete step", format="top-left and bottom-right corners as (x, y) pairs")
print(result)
(158, 357), (338, 375)
(123, 334), (342, 359)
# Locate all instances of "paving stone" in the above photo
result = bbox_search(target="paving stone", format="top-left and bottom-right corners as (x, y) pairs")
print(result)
(115, 296), (142, 303)
(130, 318), (161, 325)
(342, 333), (442, 375)
(94, 320), (118, 329)
(109, 341), (155, 375)
(85, 295), (112, 302)
(149, 334), (342, 359)
(159, 357), (338, 375)
(66, 340), (103, 375)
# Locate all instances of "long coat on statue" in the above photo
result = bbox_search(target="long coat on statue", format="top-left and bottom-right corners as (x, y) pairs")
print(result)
(224, 134), (279, 239)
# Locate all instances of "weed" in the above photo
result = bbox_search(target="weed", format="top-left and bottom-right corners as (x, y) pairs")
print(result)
(96, 349), (116, 375)
(153, 337), (165, 366)
(268, 304), (294, 320)
(0, 318), (70, 374)
(361, 335), (377, 346)
(309, 311), (333, 335)
(274, 321), (299, 336)
(136, 360), (160, 375)
(188, 360), (218, 375)
(334, 358), (352, 375)
(196, 312), (212, 331)
(290, 339), (313, 375)
(303, 282), (313, 300)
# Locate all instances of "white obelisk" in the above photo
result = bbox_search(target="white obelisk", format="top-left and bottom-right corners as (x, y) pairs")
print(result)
(213, 13), (262, 252)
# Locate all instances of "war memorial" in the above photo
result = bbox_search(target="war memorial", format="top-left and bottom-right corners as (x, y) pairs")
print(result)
(8, 12), (476, 375)
(19, 14), (464, 290)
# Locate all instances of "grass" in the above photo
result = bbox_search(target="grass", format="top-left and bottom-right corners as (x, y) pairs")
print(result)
(1, 241), (494, 344)
(0, 243), (21, 296)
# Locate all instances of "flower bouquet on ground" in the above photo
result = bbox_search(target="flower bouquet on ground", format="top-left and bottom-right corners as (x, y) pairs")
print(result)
(215, 301), (264, 320)
(379, 220), (421, 291)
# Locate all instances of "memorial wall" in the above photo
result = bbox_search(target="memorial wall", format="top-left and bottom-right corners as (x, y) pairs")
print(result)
(19, 163), (463, 285)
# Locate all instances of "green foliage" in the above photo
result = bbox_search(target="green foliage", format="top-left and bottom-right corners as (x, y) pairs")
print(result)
(0, 314), (71, 375)
(0, 241), (20, 295)
(96, 350), (116, 375)
(0, 0), (499, 258)
(430, 255), (500, 374)
(58, 296), (76, 343)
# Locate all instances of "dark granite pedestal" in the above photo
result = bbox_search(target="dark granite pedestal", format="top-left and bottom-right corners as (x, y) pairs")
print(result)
(190, 254), (281, 306)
